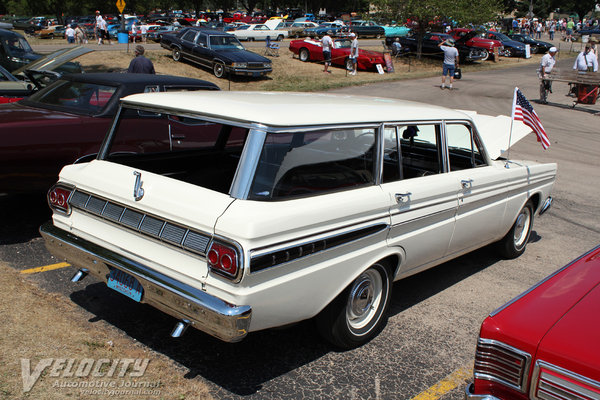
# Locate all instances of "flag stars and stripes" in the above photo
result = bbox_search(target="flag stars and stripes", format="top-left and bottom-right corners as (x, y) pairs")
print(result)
(512, 88), (551, 149)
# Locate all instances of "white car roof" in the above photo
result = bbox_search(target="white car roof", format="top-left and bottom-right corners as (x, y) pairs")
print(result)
(121, 91), (469, 127)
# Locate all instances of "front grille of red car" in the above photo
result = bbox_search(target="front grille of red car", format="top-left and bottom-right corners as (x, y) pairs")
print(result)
(474, 338), (531, 393)
(532, 361), (600, 400)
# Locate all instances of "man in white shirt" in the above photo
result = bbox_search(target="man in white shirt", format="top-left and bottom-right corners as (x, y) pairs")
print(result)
(573, 44), (598, 72)
(65, 24), (75, 44)
(131, 22), (137, 43)
(348, 32), (358, 75)
(321, 31), (334, 73)
(438, 38), (459, 89)
(539, 47), (557, 103)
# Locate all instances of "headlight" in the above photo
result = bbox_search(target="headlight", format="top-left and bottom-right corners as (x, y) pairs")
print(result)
(232, 62), (247, 68)
(264, 62), (271, 67)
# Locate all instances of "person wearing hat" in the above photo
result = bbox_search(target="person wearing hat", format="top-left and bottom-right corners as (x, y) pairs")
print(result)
(95, 11), (111, 45)
(539, 47), (558, 103)
(65, 24), (75, 44)
(127, 45), (155, 74)
(573, 43), (598, 72)
(348, 32), (358, 75)
(438, 38), (459, 89)
(321, 30), (334, 73)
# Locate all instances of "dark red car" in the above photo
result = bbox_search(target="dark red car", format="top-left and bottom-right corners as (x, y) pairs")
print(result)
(449, 28), (503, 61)
(465, 245), (600, 399)
(0, 73), (218, 195)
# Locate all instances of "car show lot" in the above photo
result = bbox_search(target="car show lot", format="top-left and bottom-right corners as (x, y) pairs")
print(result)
(1, 54), (599, 400)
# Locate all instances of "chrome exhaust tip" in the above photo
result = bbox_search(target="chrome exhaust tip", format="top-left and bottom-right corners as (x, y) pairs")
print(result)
(71, 268), (89, 282)
(171, 320), (190, 338)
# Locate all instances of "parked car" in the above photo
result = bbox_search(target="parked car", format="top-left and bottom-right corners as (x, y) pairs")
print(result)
(0, 46), (93, 99)
(38, 24), (66, 39)
(389, 32), (489, 63)
(0, 28), (41, 71)
(287, 21), (319, 38)
(508, 33), (552, 54)
(449, 28), (503, 61)
(0, 73), (219, 195)
(289, 37), (387, 71)
(465, 244), (600, 399)
(573, 27), (600, 41)
(148, 25), (180, 42)
(231, 23), (288, 41)
(303, 22), (345, 38)
(481, 31), (526, 57)
(349, 20), (385, 38)
(41, 91), (555, 349)
(383, 25), (410, 37)
(161, 27), (272, 78)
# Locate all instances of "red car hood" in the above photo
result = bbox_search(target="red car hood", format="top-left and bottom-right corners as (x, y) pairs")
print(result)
(535, 279), (600, 382)
(481, 247), (600, 360)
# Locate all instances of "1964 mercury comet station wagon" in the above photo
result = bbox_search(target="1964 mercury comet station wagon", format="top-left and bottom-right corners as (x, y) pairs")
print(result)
(41, 92), (556, 348)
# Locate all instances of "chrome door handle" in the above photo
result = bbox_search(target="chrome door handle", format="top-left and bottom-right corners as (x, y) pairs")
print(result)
(461, 179), (473, 189)
(395, 192), (412, 203)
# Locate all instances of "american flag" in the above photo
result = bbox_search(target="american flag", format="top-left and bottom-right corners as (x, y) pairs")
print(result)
(511, 88), (550, 149)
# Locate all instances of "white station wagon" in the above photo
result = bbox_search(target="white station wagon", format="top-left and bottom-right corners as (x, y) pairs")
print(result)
(41, 92), (556, 348)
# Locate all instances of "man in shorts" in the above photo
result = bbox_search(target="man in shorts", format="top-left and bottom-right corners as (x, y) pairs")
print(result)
(438, 38), (459, 89)
(95, 11), (111, 45)
(349, 32), (358, 75)
(321, 30), (334, 73)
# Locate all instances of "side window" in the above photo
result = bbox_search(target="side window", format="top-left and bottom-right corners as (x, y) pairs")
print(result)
(182, 30), (197, 42)
(197, 33), (207, 46)
(383, 124), (442, 182)
(249, 128), (376, 200)
(446, 124), (486, 171)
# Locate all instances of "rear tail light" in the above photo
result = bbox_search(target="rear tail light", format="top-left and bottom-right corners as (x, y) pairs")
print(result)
(474, 338), (531, 393)
(48, 184), (74, 215)
(207, 241), (240, 280)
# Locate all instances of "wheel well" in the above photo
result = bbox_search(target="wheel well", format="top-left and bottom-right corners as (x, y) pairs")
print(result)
(529, 193), (541, 213)
(377, 255), (401, 280)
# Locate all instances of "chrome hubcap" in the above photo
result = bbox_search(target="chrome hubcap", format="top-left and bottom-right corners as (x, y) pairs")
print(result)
(513, 208), (531, 247)
(346, 269), (383, 330)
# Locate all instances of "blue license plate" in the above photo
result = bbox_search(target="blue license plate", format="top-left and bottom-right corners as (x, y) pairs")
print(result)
(107, 269), (143, 302)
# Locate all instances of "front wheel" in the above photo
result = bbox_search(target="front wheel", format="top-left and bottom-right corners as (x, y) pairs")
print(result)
(276, 34), (284, 41)
(498, 201), (534, 259)
(316, 262), (392, 349)
(213, 62), (226, 78)
(172, 47), (181, 62)
(299, 48), (310, 62)
(480, 49), (490, 61)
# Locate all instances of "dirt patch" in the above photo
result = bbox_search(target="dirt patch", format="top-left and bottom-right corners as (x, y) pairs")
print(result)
(74, 45), (544, 92)
(0, 263), (212, 400)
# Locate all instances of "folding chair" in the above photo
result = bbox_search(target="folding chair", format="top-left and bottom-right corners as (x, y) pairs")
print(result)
(264, 36), (279, 57)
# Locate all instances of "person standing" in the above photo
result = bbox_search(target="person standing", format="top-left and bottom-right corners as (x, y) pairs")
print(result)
(127, 45), (155, 74)
(548, 20), (555, 40)
(96, 11), (111, 45)
(65, 24), (75, 44)
(438, 38), (459, 89)
(348, 32), (358, 75)
(566, 18), (575, 42)
(131, 22), (137, 43)
(75, 24), (86, 44)
(573, 44), (599, 72)
(539, 47), (557, 103)
(141, 24), (147, 43)
(321, 30), (334, 73)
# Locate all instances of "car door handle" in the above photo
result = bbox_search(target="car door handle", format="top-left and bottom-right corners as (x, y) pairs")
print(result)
(461, 179), (473, 189)
(171, 134), (186, 140)
(395, 192), (412, 203)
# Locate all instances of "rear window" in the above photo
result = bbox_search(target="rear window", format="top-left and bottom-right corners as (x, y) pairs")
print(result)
(103, 110), (249, 194)
(249, 128), (376, 200)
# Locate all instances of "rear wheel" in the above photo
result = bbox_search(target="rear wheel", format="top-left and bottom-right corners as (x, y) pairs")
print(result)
(172, 47), (181, 62)
(247, 37), (254, 42)
(316, 262), (392, 349)
(498, 201), (534, 259)
(213, 62), (225, 78)
(277, 34), (284, 41)
(299, 48), (310, 62)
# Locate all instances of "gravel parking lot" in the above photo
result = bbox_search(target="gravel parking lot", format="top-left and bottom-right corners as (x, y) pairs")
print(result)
(1, 54), (598, 400)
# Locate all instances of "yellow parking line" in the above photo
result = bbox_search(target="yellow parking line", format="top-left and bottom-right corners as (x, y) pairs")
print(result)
(20, 262), (71, 275)
(411, 367), (473, 400)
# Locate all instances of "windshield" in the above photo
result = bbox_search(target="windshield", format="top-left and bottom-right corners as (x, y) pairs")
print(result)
(2, 36), (33, 54)
(27, 79), (117, 114)
(334, 39), (351, 49)
(493, 32), (510, 41)
(209, 35), (244, 49)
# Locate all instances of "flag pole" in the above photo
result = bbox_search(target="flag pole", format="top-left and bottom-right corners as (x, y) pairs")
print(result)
(506, 87), (518, 168)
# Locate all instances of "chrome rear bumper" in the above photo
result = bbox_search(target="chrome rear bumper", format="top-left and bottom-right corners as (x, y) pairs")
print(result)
(40, 222), (251, 342)
(464, 383), (502, 400)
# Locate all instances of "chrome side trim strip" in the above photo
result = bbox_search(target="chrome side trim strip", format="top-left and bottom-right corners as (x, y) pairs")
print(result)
(531, 360), (600, 400)
(39, 222), (251, 342)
